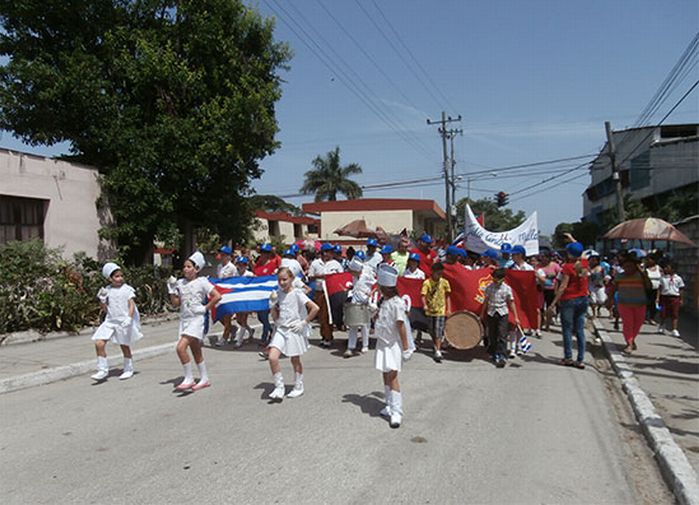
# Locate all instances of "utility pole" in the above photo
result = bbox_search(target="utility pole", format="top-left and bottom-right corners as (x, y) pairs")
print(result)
(605, 121), (625, 222)
(448, 128), (463, 216)
(427, 111), (461, 241)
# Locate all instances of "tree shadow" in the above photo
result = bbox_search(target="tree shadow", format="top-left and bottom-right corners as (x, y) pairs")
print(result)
(631, 358), (699, 375)
(341, 391), (386, 419)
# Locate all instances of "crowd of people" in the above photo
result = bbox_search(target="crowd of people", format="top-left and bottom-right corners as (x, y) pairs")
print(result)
(88, 232), (685, 429)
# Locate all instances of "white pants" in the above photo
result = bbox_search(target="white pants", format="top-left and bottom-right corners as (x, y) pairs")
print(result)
(347, 325), (369, 349)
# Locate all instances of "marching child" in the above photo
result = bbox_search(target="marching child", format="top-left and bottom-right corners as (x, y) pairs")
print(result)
(91, 262), (143, 381)
(167, 251), (222, 391)
(267, 267), (319, 400)
(421, 261), (451, 363)
(481, 268), (521, 368)
(344, 257), (376, 357)
(374, 264), (412, 428)
(657, 261), (685, 337)
(233, 256), (256, 347)
(216, 245), (237, 347)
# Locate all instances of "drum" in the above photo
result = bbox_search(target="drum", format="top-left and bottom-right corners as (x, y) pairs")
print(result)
(444, 311), (484, 350)
(343, 302), (370, 327)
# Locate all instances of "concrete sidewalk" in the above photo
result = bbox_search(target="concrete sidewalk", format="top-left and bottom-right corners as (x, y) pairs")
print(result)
(597, 317), (699, 475)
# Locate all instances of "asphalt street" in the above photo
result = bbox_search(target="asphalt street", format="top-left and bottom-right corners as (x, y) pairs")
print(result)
(1, 325), (672, 505)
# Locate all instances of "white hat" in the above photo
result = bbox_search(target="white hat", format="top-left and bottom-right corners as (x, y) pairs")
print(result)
(102, 262), (121, 280)
(348, 257), (364, 272)
(377, 264), (398, 287)
(188, 251), (206, 270)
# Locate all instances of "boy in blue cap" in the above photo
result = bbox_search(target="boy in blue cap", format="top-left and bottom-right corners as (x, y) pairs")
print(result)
(308, 243), (344, 346)
(365, 238), (383, 271)
(410, 233), (437, 275)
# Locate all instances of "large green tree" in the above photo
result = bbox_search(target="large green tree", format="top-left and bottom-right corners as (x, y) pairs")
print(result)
(300, 146), (363, 201)
(0, 0), (290, 264)
(454, 197), (526, 232)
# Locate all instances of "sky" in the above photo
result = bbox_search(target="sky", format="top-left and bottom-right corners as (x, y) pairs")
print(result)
(2, 0), (697, 234)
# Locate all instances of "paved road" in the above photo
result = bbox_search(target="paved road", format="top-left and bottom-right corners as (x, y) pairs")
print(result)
(1, 326), (672, 504)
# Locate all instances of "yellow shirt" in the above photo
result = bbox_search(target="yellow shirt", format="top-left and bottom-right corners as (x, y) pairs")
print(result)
(421, 278), (451, 316)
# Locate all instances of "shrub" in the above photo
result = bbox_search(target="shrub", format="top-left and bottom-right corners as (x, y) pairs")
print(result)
(0, 240), (173, 334)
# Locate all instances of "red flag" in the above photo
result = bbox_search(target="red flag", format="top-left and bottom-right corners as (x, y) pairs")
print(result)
(477, 213), (485, 227)
(397, 277), (424, 308)
(324, 272), (354, 296)
(441, 264), (539, 329)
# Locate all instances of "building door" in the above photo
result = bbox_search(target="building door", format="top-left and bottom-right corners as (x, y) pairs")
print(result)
(0, 195), (47, 245)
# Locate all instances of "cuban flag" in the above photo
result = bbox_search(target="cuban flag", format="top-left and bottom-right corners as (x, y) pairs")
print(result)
(208, 275), (278, 322)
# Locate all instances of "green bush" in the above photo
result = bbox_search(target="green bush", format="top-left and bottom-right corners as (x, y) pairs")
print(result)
(0, 240), (173, 334)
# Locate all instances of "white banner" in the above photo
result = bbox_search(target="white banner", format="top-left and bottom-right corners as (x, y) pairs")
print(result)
(463, 205), (539, 256)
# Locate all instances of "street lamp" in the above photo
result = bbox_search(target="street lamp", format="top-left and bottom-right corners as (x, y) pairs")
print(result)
(467, 172), (498, 200)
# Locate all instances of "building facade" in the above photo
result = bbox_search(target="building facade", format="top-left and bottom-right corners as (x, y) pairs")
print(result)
(301, 198), (446, 245)
(583, 124), (698, 225)
(0, 148), (112, 259)
(252, 210), (319, 244)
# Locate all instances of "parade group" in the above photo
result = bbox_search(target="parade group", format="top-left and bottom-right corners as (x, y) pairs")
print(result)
(89, 232), (686, 429)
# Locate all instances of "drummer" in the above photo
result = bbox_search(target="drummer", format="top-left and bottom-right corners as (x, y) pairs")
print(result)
(344, 257), (376, 357)
(421, 262), (452, 363)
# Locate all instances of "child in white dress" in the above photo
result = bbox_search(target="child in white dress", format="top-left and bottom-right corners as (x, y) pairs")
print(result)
(167, 251), (222, 392)
(267, 267), (319, 400)
(90, 262), (143, 381)
(374, 264), (412, 428)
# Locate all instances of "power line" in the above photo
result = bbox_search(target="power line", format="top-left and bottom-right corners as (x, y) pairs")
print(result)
(264, 0), (435, 162)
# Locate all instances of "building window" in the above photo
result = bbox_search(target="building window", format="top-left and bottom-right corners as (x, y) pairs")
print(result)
(630, 151), (651, 190)
(0, 195), (47, 245)
(293, 223), (302, 238)
(268, 220), (280, 237)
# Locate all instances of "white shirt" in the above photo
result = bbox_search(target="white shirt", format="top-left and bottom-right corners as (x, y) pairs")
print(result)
(236, 268), (254, 278)
(101, 284), (136, 322)
(645, 265), (662, 290)
(402, 267), (426, 280)
(350, 269), (376, 304)
(276, 288), (311, 328)
(175, 277), (215, 319)
(375, 296), (408, 345)
(658, 274), (685, 296)
(365, 251), (383, 271)
(484, 282), (514, 317)
(308, 258), (343, 290)
(510, 261), (534, 271)
(217, 261), (236, 279)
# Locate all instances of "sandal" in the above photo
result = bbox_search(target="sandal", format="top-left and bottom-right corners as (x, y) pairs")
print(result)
(560, 358), (574, 367)
(574, 361), (585, 369)
(622, 346), (633, 354)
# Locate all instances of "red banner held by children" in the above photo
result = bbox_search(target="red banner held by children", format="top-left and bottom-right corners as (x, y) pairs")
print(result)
(325, 272), (354, 296)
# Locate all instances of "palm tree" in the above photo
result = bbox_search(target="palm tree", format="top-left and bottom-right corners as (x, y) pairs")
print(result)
(300, 146), (363, 201)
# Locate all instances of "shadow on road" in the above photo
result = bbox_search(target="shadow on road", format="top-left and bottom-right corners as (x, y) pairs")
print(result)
(342, 391), (385, 418)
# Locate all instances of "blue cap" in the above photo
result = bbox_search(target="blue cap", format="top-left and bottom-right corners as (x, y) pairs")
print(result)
(355, 250), (366, 260)
(260, 243), (273, 253)
(458, 248), (467, 257)
(289, 244), (300, 253)
(219, 245), (232, 255)
(512, 245), (526, 256)
(446, 245), (461, 256)
(367, 238), (378, 247)
(381, 244), (394, 254)
(334, 244), (342, 254)
(419, 233), (433, 244)
(408, 252), (420, 262)
(566, 242), (584, 258)
(500, 243), (513, 253)
(320, 243), (334, 252)
(283, 248), (294, 257)
(484, 248), (499, 259)
(235, 256), (249, 264)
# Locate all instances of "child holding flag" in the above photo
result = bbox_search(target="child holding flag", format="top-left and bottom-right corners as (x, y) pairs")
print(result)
(481, 268), (521, 368)
(167, 251), (222, 391)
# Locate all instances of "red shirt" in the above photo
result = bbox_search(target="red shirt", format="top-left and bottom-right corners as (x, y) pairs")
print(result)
(560, 259), (589, 301)
(253, 255), (281, 277)
(410, 248), (437, 275)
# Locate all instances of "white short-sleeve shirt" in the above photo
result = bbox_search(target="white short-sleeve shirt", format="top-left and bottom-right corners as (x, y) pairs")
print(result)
(276, 288), (311, 327)
(217, 261), (237, 279)
(374, 296), (408, 345)
(103, 284), (136, 322)
(175, 277), (215, 318)
(659, 274), (685, 296)
(402, 267), (426, 280)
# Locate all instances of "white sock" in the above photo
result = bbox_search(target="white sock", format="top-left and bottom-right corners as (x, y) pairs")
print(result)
(392, 390), (403, 416)
(182, 362), (193, 383)
(123, 357), (133, 372)
(361, 326), (369, 348)
(97, 356), (108, 372)
(197, 361), (209, 382)
(273, 371), (284, 388)
(294, 372), (303, 388)
(384, 385), (391, 405)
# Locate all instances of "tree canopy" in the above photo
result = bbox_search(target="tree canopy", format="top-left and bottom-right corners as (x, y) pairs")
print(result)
(454, 197), (526, 232)
(248, 194), (300, 215)
(0, 0), (291, 264)
(300, 146), (363, 202)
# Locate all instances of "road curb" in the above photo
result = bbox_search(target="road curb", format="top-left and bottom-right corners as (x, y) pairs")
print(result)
(0, 313), (179, 347)
(0, 342), (175, 395)
(593, 319), (699, 505)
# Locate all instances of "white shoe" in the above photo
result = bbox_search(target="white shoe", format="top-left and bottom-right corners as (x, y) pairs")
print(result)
(390, 412), (402, 428)
(671, 329), (680, 337)
(657, 327), (665, 334)
(379, 405), (390, 417)
(343, 349), (353, 358)
(118, 370), (134, 380)
(269, 385), (285, 399)
(361, 347), (369, 353)
(286, 385), (304, 398)
(91, 369), (108, 381)
(508, 349), (516, 359)
(234, 336), (243, 348)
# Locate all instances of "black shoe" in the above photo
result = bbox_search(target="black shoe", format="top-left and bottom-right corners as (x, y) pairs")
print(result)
(496, 359), (506, 368)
